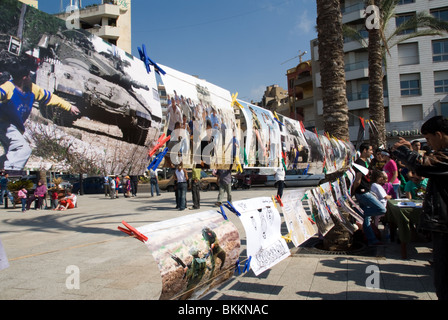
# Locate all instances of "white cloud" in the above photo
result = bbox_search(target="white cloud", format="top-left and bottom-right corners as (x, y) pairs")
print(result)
(292, 10), (315, 35)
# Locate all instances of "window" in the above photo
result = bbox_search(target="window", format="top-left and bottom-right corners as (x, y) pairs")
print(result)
(442, 102), (448, 118)
(398, 42), (419, 65)
(434, 71), (448, 93)
(400, 73), (421, 96)
(396, 13), (416, 35)
(402, 105), (423, 121)
(398, 0), (415, 4)
(433, 39), (448, 62)
(431, 7), (448, 22)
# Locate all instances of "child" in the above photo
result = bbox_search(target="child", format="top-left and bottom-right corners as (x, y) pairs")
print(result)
(370, 170), (392, 226)
(17, 188), (27, 212)
(51, 189), (59, 210)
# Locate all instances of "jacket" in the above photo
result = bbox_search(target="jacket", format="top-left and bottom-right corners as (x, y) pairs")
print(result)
(393, 146), (448, 233)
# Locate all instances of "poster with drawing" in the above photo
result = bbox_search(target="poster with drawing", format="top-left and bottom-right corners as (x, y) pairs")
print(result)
(137, 210), (240, 300)
(1, 0), (162, 174)
(232, 197), (290, 276)
(236, 100), (281, 168)
(159, 64), (237, 169)
(276, 114), (309, 171)
(281, 189), (317, 247)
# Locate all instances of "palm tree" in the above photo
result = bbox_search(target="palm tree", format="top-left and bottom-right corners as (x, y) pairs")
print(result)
(364, 0), (448, 148)
(316, 0), (352, 251)
(316, 0), (349, 142)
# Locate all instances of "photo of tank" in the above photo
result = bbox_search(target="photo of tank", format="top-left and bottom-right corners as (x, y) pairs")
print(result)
(35, 30), (160, 146)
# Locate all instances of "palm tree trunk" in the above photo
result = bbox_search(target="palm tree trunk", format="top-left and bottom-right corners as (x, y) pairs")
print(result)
(316, 0), (349, 142)
(316, 0), (352, 251)
(368, 0), (387, 149)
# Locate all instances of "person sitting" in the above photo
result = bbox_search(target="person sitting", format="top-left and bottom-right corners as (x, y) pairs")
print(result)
(54, 191), (77, 211)
(404, 171), (428, 200)
(26, 180), (47, 210)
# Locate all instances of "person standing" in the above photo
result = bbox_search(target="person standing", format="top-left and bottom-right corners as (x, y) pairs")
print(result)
(393, 116), (448, 300)
(130, 175), (139, 197)
(109, 176), (116, 199)
(17, 187), (27, 212)
(190, 167), (202, 210)
(382, 151), (400, 197)
(0, 173), (14, 207)
(352, 143), (387, 246)
(215, 169), (232, 206)
(174, 164), (188, 211)
(149, 169), (161, 197)
(274, 167), (285, 199)
(103, 175), (110, 198)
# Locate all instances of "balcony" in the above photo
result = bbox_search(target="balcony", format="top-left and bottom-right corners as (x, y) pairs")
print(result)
(88, 25), (120, 39)
(341, 2), (365, 24)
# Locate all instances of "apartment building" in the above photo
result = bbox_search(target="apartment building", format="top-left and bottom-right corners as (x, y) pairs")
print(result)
(310, 0), (448, 146)
(55, 0), (132, 53)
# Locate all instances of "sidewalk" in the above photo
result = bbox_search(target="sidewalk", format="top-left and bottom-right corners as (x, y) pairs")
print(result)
(0, 186), (436, 300)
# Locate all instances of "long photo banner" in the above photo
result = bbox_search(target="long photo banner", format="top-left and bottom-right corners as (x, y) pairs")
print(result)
(119, 161), (365, 300)
(1, 0), (355, 176)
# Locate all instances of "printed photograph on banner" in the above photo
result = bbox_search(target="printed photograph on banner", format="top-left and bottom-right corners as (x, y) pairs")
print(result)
(281, 189), (317, 247)
(236, 100), (281, 169)
(320, 182), (355, 234)
(137, 210), (240, 300)
(308, 189), (335, 236)
(233, 197), (290, 276)
(276, 114), (309, 171)
(159, 64), (237, 169)
(319, 135), (337, 174)
(1, 0), (162, 175)
(302, 129), (325, 174)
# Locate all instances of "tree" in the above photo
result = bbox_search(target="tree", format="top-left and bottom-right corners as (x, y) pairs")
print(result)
(364, 0), (448, 148)
(316, 0), (350, 142)
(316, 0), (352, 251)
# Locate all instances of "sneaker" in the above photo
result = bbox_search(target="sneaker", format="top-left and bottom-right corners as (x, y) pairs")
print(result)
(214, 202), (222, 207)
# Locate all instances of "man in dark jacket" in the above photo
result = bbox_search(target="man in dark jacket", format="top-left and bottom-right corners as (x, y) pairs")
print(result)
(393, 116), (448, 300)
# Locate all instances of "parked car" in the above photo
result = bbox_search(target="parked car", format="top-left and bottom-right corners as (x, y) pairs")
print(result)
(71, 176), (106, 194)
(158, 170), (218, 192)
(235, 169), (268, 188)
(264, 169), (325, 188)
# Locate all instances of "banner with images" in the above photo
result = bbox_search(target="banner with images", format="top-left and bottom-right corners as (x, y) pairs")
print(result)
(236, 100), (281, 169)
(137, 210), (240, 300)
(276, 114), (309, 171)
(232, 197), (290, 276)
(159, 64), (237, 169)
(306, 189), (335, 236)
(319, 182), (355, 234)
(302, 129), (326, 174)
(280, 189), (317, 247)
(0, 0), (162, 175)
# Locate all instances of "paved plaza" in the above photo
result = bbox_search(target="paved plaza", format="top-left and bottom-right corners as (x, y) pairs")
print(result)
(0, 185), (437, 300)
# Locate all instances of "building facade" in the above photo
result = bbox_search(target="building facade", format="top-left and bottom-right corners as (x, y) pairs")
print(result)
(55, 0), (132, 53)
(310, 0), (448, 146)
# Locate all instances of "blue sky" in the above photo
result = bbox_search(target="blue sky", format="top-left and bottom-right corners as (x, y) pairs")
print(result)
(38, 0), (317, 102)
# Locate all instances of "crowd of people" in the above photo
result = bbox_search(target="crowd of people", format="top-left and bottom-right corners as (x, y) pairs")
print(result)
(351, 116), (448, 300)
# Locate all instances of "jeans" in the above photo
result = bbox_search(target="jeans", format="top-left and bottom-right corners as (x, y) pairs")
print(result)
(277, 180), (285, 198)
(21, 198), (26, 212)
(218, 182), (232, 203)
(150, 178), (160, 196)
(355, 191), (387, 244)
(0, 188), (14, 205)
(191, 180), (200, 208)
(176, 182), (187, 210)
(0, 122), (32, 170)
